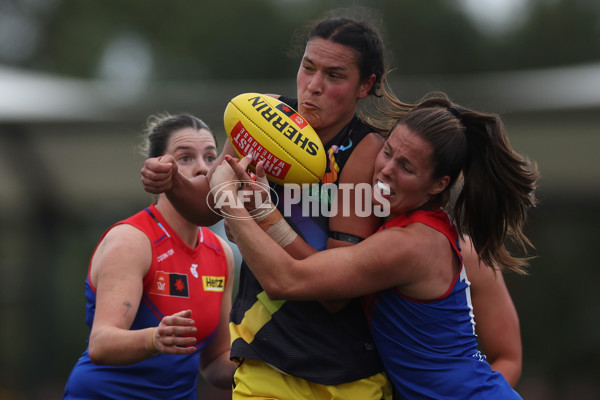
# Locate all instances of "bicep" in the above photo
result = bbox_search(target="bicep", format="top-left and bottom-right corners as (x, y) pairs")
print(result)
(328, 133), (384, 246)
(91, 226), (152, 331)
(463, 240), (521, 364)
(167, 141), (237, 226)
(280, 229), (423, 300)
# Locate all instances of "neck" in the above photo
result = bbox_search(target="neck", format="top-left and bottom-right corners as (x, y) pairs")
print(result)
(154, 198), (199, 248)
(318, 114), (355, 145)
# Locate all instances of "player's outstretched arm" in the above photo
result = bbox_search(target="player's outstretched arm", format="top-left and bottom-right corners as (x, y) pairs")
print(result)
(141, 141), (238, 226)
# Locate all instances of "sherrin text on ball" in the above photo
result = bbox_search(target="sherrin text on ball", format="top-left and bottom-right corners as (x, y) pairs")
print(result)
(224, 93), (326, 185)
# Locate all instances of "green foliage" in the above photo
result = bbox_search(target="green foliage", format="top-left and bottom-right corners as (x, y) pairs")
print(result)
(14, 0), (600, 80)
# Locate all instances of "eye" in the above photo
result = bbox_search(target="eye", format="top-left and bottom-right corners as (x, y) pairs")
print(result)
(401, 162), (414, 174)
(178, 155), (191, 163)
(206, 155), (216, 164)
(302, 63), (315, 72)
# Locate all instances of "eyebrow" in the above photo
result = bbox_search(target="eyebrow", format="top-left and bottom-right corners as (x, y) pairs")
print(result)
(303, 56), (347, 73)
(385, 142), (415, 167)
(173, 144), (217, 152)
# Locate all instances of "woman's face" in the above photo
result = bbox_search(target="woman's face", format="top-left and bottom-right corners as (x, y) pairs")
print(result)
(296, 38), (374, 143)
(373, 124), (449, 220)
(164, 127), (217, 179)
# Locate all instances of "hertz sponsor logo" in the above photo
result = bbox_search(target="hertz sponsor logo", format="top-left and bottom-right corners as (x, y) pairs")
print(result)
(202, 276), (225, 292)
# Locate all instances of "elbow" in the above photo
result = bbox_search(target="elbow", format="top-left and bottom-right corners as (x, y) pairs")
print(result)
(177, 206), (222, 226)
(193, 213), (222, 227)
(487, 354), (522, 388)
(87, 341), (108, 365)
(502, 363), (522, 388)
(254, 260), (301, 300)
(87, 330), (115, 365)
(262, 282), (287, 300)
(507, 358), (523, 387)
(260, 276), (294, 300)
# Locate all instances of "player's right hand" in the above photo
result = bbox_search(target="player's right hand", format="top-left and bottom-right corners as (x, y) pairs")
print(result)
(141, 155), (178, 194)
(153, 309), (198, 355)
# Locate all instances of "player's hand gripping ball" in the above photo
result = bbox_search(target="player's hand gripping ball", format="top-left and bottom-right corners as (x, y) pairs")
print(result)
(223, 93), (326, 185)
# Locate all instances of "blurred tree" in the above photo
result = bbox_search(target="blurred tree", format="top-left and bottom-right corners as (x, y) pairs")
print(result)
(499, 0), (600, 70)
(36, 0), (306, 80)
(2, 1), (600, 398)
(5, 0), (597, 81)
(377, 0), (486, 74)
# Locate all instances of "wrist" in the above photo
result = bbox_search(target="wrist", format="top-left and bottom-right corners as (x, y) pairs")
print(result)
(145, 327), (160, 356)
(252, 200), (277, 223)
(256, 208), (297, 248)
(212, 184), (244, 216)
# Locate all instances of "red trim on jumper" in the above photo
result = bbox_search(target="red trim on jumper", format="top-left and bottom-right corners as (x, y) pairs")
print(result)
(379, 208), (463, 303)
(392, 264), (464, 303)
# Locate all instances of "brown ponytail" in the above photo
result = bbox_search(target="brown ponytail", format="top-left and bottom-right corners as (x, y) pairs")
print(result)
(396, 93), (539, 274)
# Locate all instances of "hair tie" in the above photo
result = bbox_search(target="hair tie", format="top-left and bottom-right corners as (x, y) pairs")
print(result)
(447, 107), (462, 120)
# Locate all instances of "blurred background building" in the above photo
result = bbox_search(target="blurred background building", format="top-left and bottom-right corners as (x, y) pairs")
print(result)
(0, 0), (599, 399)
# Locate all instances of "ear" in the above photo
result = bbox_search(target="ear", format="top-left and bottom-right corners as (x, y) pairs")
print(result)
(358, 73), (376, 99)
(429, 176), (450, 196)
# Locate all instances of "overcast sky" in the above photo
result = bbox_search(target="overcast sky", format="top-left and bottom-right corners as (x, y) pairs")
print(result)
(457, 0), (530, 34)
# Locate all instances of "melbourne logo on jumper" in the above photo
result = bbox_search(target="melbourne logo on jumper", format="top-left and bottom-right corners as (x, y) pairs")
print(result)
(149, 271), (189, 298)
(203, 276), (225, 292)
(190, 264), (198, 278)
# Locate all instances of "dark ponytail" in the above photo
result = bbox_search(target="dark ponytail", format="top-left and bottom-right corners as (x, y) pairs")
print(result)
(454, 111), (538, 274)
(398, 93), (539, 274)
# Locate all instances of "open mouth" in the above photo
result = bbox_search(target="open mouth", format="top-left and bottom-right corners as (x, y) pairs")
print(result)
(377, 180), (392, 196)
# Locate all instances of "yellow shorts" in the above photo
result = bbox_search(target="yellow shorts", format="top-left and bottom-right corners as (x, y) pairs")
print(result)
(232, 358), (393, 400)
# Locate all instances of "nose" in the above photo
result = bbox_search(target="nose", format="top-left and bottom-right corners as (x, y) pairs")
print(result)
(194, 159), (210, 177)
(307, 73), (323, 94)
(380, 159), (394, 178)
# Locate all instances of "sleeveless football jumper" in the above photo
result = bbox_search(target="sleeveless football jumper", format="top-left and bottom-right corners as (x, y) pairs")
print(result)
(229, 96), (385, 385)
(64, 205), (228, 400)
(365, 208), (522, 399)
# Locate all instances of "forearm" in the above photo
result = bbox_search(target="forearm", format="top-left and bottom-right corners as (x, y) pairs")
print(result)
(166, 173), (222, 226)
(200, 351), (237, 390)
(225, 206), (296, 296)
(88, 326), (156, 366)
(166, 141), (239, 226)
(277, 234), (318, 259)
(253, 207), (347, 310)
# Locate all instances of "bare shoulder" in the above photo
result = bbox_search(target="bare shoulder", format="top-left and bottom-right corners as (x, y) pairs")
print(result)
(341, 223), (449, 293)
(375, 223), (459, 299)
(90, 223), (152, 287)
(94, 224), (150, 259)
(329, 132), (385, 241)
(460, 236), (503, 288)
(339, 132), (384, 183)
(215, 235), (235, 269)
